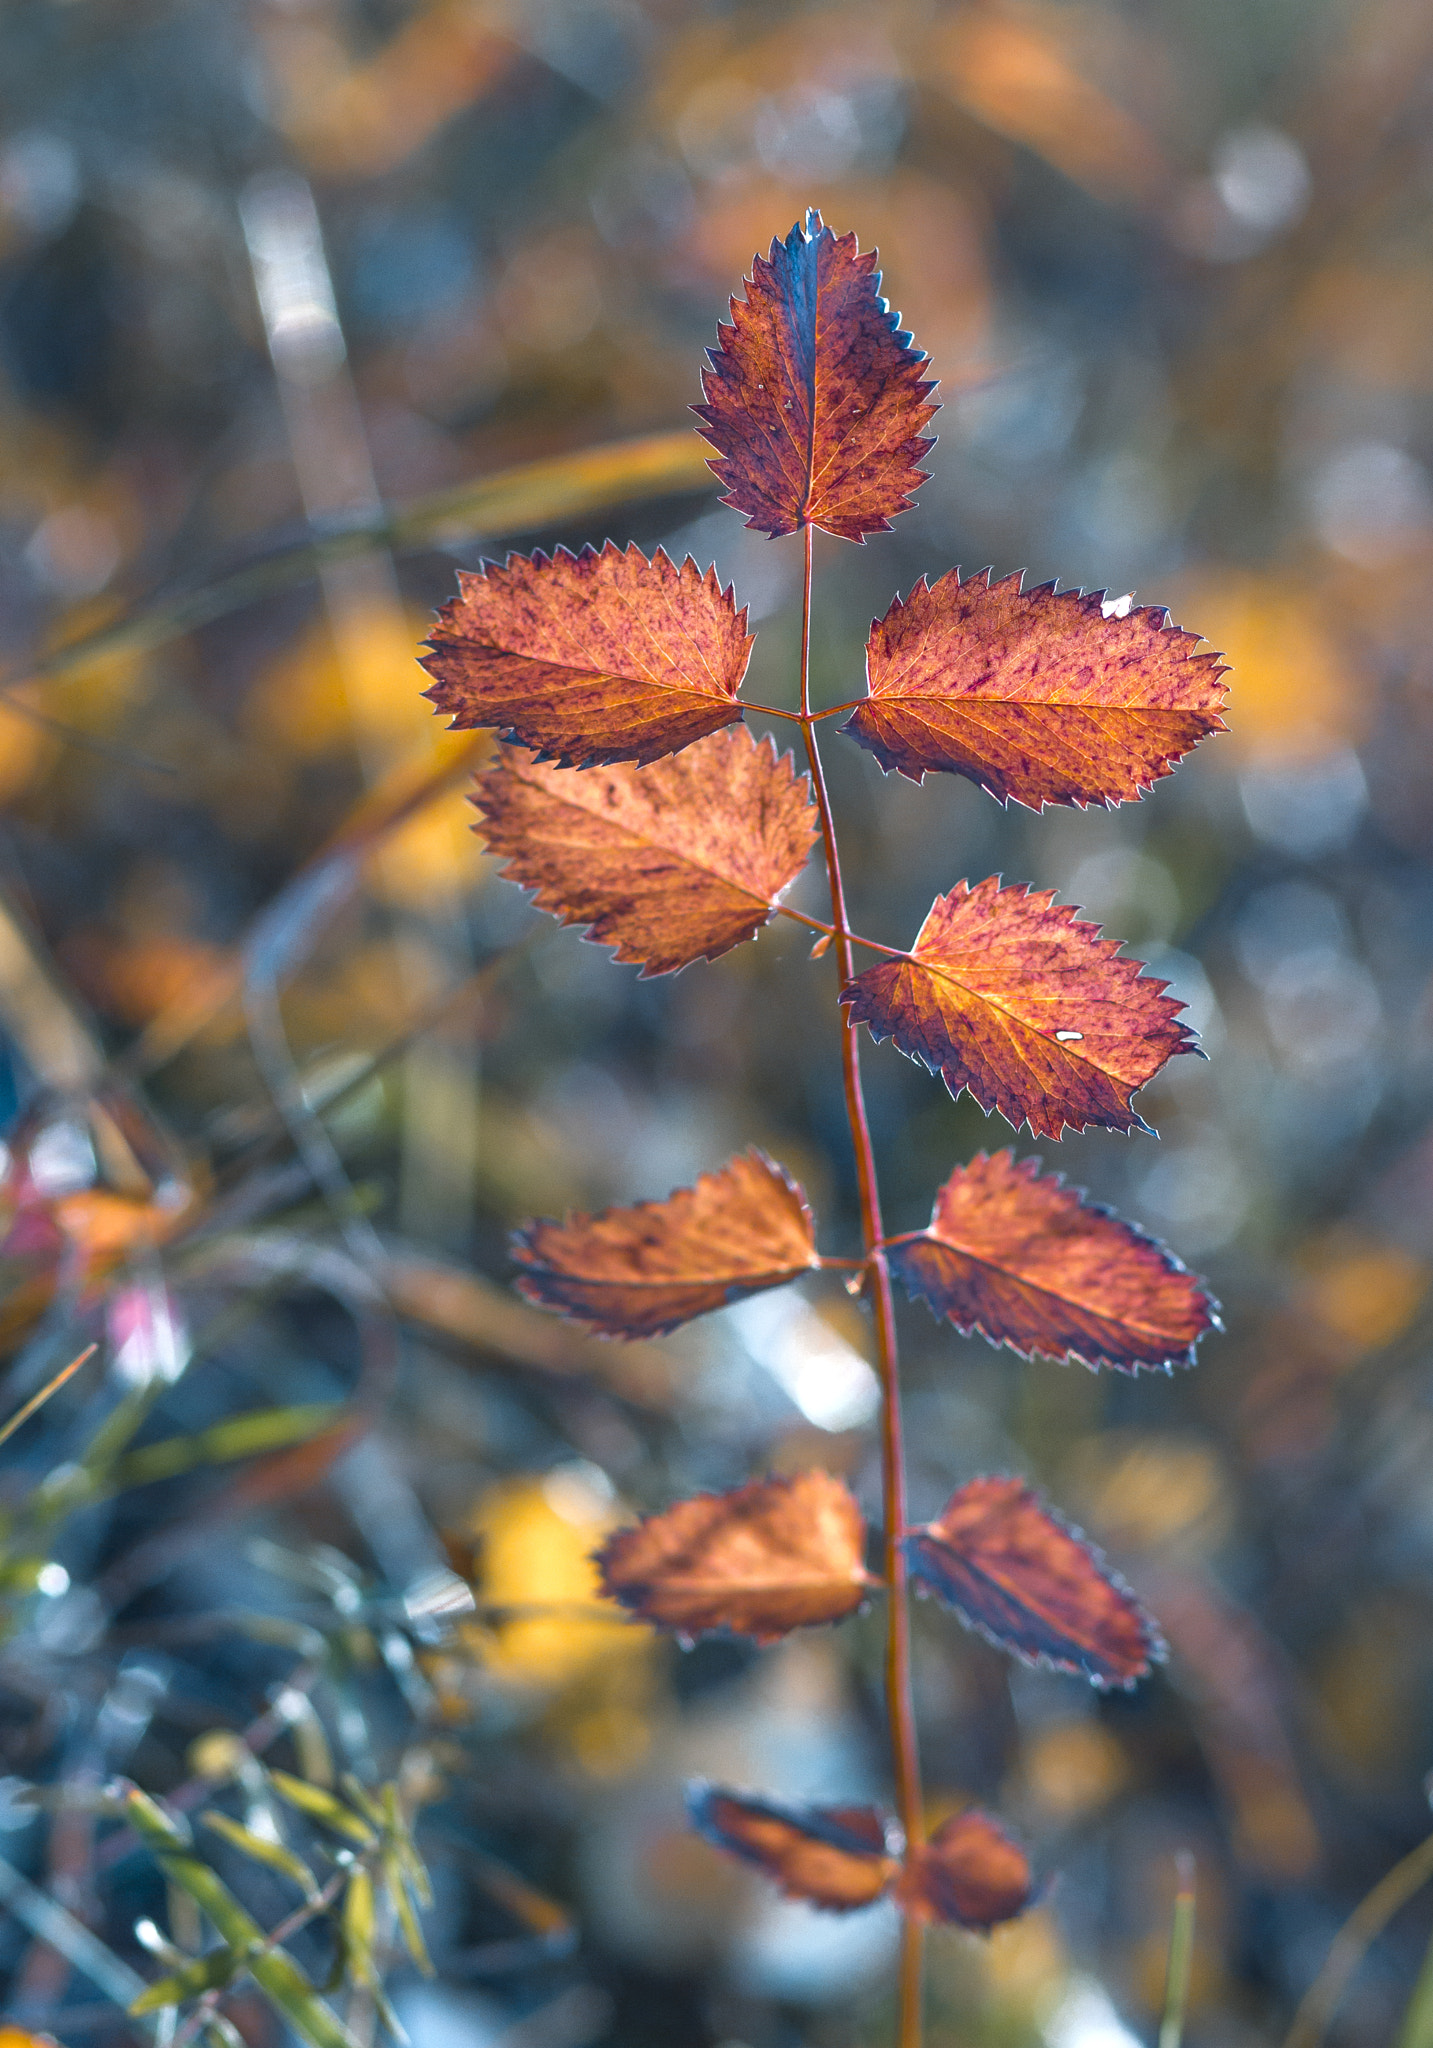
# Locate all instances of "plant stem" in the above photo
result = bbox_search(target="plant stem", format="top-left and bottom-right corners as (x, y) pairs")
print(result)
(796, 520), (924, 2048)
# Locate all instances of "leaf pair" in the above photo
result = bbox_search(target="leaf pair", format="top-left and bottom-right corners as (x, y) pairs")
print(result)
(690, 1787), (1036, 1931)
(514, 1146), (1216, 1375)
(597, 1468), (1161, 1690)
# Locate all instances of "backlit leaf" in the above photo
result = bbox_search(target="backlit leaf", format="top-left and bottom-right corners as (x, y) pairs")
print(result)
(904, 1476), (1162, 1687)
(896, 1809), (1036, 1929)
(843, 571), (1228, 809)
(688, 1784), (898, 1910)
(471, 727), (816, 977)
(422, 543), (752, 766)
(886, 1150), (1218, 1373)
(841, 877), (1196, 1139)
(694, 210), (938, 542)
(512, 1148), (819, 1338)
(596, 1470), (874, 1643)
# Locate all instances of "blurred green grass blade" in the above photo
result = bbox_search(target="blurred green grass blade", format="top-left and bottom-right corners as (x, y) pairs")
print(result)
(18, 428), (712, 689)
(131, 1943), (244, 2013)
(202, 1811), (320, 1900)
(1284, 1830), (1433, 2048)
(341, 1865), (376, 1987)
(1397, 1922), (1433, 2048)
(1159, 1853), (1197, 2048)
(126, 1790), (361, 2048)
(270, 1770), (378, 1846)
(112, 1403), (343, 1490)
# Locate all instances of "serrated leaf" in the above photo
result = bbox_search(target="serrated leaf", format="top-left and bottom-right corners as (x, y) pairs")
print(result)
(512, 1148), (819, 1338)
(688, 1784), (898, 1910)
(471, 727), (815, 977)
(843, 571), (1228, 808)
(269, 1772), (376, 1847)
(422, 543), (752, 767)
(904, 1476), (1163, 1688)
(886, 1150), (1218, 1373)
(896, 1810), (1036, 1929)
(841, 877), (1196, 1139)
(694, 210), (938, 542)
(202, 1812), (319, 1899)
(597, 1470), (875, 1643)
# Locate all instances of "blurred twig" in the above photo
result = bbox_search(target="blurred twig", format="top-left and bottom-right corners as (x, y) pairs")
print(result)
(8, 430), (714, 696)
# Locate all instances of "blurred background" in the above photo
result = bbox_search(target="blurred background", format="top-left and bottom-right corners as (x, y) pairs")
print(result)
(0, 1), (1432, 2045)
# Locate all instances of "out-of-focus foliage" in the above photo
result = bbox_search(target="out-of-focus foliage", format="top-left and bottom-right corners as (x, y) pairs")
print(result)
(0, 1), (1431, 2046)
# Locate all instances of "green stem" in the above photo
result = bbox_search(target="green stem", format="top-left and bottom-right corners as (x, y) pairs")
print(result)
(1283, 1830), (1433, 2048)
(796, 520), (924, 2048)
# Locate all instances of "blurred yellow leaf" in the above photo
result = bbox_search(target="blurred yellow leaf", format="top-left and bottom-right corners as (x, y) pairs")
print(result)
(466, 1469), (638, 1688)
(932, 3), (1169, 206)
(1171, 569), (1362, 764)
(1020, 1719), (1128, 1822)
(1297, 1233), (1429, 1354)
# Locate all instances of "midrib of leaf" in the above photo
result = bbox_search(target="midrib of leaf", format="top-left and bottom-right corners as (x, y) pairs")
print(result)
(913, 948), (1158, 1093)
(898, 1233), (1188, 1350)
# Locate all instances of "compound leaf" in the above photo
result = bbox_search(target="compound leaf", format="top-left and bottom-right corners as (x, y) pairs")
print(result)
(512, 1148), (819, 1338)
(597, 1470), (875, 1643)
(471, 727), (815, 977)
(844, 571), (1228, 808)
(841, 877), (1196, 1139)
(694, 210), (937, 542)
(422, 543), (753, 767)
(896, 1810), (1036, 1929)
(688, 1785), (898, 1910)
(886, 1150), (1218, 1373)
(904, 1475), (1162, 1688)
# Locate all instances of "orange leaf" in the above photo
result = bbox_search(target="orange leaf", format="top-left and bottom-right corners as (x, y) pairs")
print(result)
(904, 1476), (1162, 1688)
(688, 1785), (899, 1910)
(421, 544), (753, 766)
(512, 1148), (820, 1338)
(694, 210), (938, 542)
(886, 1150), (1218, 1373)
(471, 727), (815, 977)
(843, 571), (1228, 809)
(896, 1809), (1036, 1929)
(596, 1470), (875, 1644)
(841, 877), (1196, 1139)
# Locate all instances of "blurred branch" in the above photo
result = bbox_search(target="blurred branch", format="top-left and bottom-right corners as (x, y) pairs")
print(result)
(0, 1850), (153, 2030)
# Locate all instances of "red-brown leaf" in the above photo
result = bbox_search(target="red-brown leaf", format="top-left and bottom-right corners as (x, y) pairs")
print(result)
(843, 571), (1228, 809)
(511, 1148), (819, 1338)
(841, 877), (1196, 1139)
(471, 727), (816, 977)
(688, 1785), (899, 1910)
(596, 1470), (875, 1643)
(694, 210), (938, 542)
(904, 1476), (1162, 1687)
(421, 543), (753, 766)
(886, 1149), (1218, 1373)
(896, 1810), (1036, 1929)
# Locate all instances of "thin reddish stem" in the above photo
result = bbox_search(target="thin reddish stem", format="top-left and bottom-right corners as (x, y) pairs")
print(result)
(775, 904), (908, 960)
(796, 520), (924, 2048)
(743, 697), (865, 724)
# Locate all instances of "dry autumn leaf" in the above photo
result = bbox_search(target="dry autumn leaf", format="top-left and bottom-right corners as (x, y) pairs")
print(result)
(471, 727), (815, 977)
(694, 210), (938, 542)
(511, 1148), (820, 1338)
(421, 543), (753, 766)
(596, 1470), (875, 1643)
(885, 1150), (1218, 1373)
(843, 571), (1228, 809)
(896, 1809), (1036, 1929)
(904, 1476), (1162, 1688)
(841, 877), (1196, 1139)
(688, 1785), (899, 1910)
